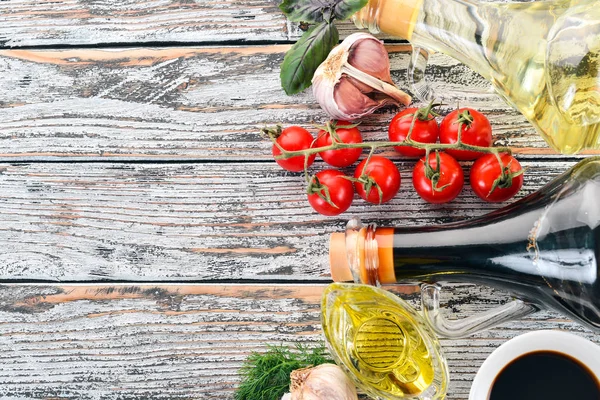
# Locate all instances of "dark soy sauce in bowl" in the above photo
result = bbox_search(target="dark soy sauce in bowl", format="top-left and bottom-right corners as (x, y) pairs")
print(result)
(489, 351), (600, 400)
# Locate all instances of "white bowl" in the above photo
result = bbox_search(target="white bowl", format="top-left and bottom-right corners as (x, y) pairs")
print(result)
(469, 330), (600, 400)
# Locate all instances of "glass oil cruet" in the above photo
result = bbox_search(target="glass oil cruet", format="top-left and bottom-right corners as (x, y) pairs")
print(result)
(321, 283), (449, 399)
(353, 0), (600, 154)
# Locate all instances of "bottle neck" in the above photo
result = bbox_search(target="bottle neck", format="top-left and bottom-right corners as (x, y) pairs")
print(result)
(407, 0), (495, 81)
(389, 222), (539, 285)
(353, 0), (423, 41)
(353, 0), (496, 73)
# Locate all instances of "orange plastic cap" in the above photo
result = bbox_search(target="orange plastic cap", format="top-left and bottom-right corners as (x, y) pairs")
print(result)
(329, 232), (353, 282)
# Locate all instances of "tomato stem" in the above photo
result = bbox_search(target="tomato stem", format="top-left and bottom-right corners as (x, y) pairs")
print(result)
(264, 106), (509, 160)
(423, 150), (451, 193)
(416, 100), (443, 121)
(362, 146), (377, 172)
(487, 154), (525, 197)
(260, 125), (283, 139)
(355, 147), (384, 204)
(271, 138), (511, 159)
(404, 110), (420, 142)
(306, 175), (339, 209)
(325, 121), (342, 143)
(456, 110), (474, 128)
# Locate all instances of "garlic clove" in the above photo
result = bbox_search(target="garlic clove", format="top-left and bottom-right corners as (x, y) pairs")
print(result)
(312, 71), (341, 120)
(347, 35), (394, 85)
(334, 76), (397, 120)
(344, 74), (374, 94)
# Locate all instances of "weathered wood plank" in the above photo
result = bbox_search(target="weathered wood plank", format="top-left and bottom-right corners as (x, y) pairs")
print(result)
(0, 0), (290, 47)
(0, 45), (590, 161)
(0, 283), (597, 399)
(0, 0), (393, 47)
(0, 159), (579, 281)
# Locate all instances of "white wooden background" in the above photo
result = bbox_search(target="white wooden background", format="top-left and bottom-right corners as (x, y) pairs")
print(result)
(0, 1), (598, 399)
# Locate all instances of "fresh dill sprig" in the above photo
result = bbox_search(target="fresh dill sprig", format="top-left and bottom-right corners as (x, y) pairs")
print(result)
(235, 343), (333, 400)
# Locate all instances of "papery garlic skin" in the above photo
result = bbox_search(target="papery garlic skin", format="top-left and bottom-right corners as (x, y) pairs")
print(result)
(313, 37), (354, 120)
(312, 33), (411, 121)
(290, 363), (358, 400)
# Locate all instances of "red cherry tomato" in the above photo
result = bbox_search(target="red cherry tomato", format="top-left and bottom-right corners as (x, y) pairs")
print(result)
(470, 153), (524, 202)
(316, 121), (363, 168)
(307, 170), (354, 216)
(439, 108), (492, 160)
(354, 156), (401, 204)
(389, 107), (439, 157)
(413, 152), (464, 203)
(272, 126), (316, 172)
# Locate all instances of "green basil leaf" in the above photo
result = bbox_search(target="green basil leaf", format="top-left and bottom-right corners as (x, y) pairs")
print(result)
(280, 22), (339, 95)
(279, 0), (368, 23)
(279, 0), (330, 23)
(333, 0), (369, 20)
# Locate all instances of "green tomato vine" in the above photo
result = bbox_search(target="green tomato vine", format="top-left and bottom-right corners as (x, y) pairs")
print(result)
(263, 103), (519, 208)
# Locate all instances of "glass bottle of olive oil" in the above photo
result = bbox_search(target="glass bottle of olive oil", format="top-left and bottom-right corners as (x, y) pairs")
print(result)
(354, 0), (600, 154)
(321, 283), (449, 399)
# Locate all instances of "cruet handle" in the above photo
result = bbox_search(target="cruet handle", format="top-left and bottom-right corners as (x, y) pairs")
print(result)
(408, 46), (435, 102)
(420, 283), (539, 339)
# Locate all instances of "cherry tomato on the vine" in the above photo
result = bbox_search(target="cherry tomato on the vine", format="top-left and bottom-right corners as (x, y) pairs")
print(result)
(413, 151), (464, 203)
(440, 108), (492, 160)
(316, 121), (363, 168)
(389, 107), (439, 157)
(354, 156), (401, 204)
(272, 126), (316, 172)
(470, 153), (523, 202)
(307, 170), (354, 216)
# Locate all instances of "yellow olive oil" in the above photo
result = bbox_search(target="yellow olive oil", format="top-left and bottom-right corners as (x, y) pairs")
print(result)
(355, 0), (600, 154)
(321, 283), (448, 399)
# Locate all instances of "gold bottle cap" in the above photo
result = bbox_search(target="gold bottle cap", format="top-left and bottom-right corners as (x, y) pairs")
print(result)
(353, 0), (423, 40)
(329, 232), (353, 282)
(380, 0), (423, 40)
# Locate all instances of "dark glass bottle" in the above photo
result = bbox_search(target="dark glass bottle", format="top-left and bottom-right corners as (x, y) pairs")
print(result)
(330, 157), (600, 332)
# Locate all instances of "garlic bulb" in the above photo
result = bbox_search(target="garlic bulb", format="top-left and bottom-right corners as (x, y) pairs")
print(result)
(290, 363), (358, 400)
(312, 33), (412, 121)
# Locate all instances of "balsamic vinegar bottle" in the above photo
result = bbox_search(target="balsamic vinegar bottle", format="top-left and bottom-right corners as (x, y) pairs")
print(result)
(330, 157), (600, 332)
